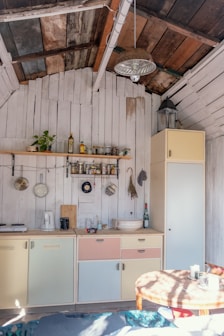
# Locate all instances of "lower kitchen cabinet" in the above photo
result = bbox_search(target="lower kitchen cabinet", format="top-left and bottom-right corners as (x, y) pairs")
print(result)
(121, 235), (163, 300)
(78, 261), (120, 302)
(77, 233), (163, 303)
(28, 237), (74, 306)
(0, 239), (28, 309)
(77, 236), (120, 303)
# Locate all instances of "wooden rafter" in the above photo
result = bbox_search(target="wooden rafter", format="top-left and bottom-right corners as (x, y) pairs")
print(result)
(11, 43), (94, 64)
(93, 0), (121, 72)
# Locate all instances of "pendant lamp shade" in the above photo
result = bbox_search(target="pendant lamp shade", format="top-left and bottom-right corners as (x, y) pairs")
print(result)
(114, 48), (156, 82)
(114, 0), (156, 82)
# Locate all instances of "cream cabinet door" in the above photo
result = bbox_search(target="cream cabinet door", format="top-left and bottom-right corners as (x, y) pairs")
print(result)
(28, 237), (74, 306)
(0, 239), (28, 308)
(151, 129), (205, 163)
(167, 129), (205, 161)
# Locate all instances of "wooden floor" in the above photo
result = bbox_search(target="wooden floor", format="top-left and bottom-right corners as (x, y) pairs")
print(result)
(0, 301), (159, 325)
(1, 301), (224, 326)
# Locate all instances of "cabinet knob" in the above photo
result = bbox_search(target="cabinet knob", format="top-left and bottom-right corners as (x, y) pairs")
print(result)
(168, 228), (171, 231)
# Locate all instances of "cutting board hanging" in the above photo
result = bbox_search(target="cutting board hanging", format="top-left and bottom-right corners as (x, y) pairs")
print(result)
(60, 205), (77, 229)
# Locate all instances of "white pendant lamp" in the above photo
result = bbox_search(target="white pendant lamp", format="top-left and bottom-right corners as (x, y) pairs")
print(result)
(114, 0), (156, 82)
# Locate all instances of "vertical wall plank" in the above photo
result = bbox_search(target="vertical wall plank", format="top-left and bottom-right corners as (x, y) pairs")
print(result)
(64, 70), (75, 102)
(0, 102), (7, 138)
(135, 97), (145, 218)
(26, 80), (36, 140)
(49, 73), (59, 100)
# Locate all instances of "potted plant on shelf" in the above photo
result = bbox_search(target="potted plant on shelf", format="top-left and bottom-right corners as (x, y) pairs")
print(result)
(31, 130), (56, 152)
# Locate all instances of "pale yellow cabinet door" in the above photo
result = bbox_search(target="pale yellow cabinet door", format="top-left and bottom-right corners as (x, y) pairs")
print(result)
(167, 130), (205, 161)
(0, 239), (28, 308)
(121, 259), (161, 300)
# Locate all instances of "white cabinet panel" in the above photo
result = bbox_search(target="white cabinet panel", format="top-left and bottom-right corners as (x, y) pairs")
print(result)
(28, 237), (74, 306)
(150, 129), (205, 271)
(166, 163), (204, 269)
(78, 260), (120, 302)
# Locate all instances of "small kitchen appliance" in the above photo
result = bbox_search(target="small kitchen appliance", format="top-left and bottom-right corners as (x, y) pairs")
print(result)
(41, 210), (55, 231)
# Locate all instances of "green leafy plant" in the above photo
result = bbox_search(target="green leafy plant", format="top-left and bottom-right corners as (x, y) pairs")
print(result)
(32, 130), (56, 152)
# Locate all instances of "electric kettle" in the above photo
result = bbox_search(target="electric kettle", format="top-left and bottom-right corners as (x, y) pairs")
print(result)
(41, 210), (55, 231)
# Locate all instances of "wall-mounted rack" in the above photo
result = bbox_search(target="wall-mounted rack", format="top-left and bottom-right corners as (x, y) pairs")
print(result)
(0, 151), (131, 179)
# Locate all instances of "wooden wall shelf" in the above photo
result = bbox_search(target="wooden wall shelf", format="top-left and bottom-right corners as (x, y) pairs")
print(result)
(0, 150), (131, 161)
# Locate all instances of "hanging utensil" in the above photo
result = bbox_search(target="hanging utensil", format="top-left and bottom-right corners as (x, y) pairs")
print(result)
(33, 173), (48, 198)
(127, 167), (138, 199)
(137, 169), (147, 186)
(14, 165), (29, 191)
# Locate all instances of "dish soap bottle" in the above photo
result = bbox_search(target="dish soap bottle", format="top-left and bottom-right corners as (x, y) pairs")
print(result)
(143, 202), (150, 228)
(68, 133), (74, 154)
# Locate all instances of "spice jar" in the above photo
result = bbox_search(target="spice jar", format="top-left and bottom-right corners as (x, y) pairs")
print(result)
(71, 162), (79, 174)
(78, 162), (84, 174)
(101, 163), (107, 175)
(110, 165), (117, 175)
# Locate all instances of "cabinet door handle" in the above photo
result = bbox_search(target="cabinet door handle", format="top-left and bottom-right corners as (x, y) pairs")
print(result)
(138, 238), (145, 242)
(116, 263), (120, 270)
(24, 241), (28, 249)
(96, 239), (104, 242)
(122, 263), (125, 271)
(138, 249), (145, 253)
(30, 241), (35, 249)
(168, 149), (172, 157)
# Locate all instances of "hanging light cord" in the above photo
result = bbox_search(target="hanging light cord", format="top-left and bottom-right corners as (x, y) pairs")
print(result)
(134, 0), (136, 48)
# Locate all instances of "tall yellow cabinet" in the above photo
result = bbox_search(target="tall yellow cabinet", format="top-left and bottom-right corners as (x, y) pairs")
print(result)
(150, 129), (205, 270)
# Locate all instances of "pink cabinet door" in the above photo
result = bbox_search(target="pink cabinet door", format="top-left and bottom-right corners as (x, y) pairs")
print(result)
(78, 237), (120, 260)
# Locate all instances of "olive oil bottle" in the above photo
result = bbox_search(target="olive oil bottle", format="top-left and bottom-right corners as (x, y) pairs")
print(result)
(68, 133), (74, 153)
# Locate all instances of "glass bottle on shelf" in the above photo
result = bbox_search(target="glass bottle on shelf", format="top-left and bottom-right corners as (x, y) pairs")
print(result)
(143, 202), (150, 228)
(68, 133), (74, 154)
(79, 141), (85, 154)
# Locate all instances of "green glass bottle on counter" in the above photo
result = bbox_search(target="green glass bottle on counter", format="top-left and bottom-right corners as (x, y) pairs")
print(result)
(143, 202), (150, 228)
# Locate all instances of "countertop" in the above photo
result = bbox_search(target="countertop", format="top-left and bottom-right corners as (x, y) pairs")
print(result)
(0, 228), (163, 238)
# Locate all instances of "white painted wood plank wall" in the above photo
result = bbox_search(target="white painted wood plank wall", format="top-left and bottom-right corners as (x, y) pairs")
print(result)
(0, 68), (160, 230)
(163, 41), (224, 267)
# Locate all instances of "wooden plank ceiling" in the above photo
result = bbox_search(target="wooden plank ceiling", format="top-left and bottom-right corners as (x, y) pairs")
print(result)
(0, 0), (223, 95)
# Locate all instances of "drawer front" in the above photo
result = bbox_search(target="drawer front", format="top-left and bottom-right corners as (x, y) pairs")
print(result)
(121, 247), (161, 259)
(78, 237), (120, 260)
(121, 235), (162, 249)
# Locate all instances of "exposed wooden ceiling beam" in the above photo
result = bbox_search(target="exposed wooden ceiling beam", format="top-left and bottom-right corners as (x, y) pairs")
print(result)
(93, 0), (121, 72)
(135, 6), (219, 47)
(11, 43), (94, 64)
(0, 0), (110, 22)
